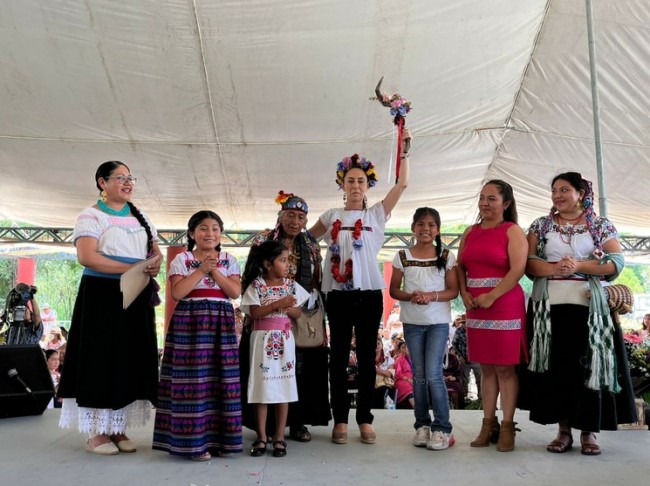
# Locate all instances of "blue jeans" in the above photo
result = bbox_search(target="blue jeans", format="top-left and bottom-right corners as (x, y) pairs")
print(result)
(403, 323), (452, 433)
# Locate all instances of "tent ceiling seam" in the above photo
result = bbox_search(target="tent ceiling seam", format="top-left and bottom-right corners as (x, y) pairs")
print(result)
(480, 0), (553, 185)
(190, 0), (236, 222)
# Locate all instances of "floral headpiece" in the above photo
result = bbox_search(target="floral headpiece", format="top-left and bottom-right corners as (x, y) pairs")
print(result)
(335, 154), (378, 189)
(274, 190), (308, 213)
(381, 93), (412, 118)
(371, 77), (413, 124)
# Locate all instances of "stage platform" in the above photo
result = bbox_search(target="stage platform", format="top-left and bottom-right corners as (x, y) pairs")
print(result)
(0, 409), (648, 486)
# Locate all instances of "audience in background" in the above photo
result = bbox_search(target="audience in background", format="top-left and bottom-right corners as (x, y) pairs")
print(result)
(45, 349), (62, 409)
(394, 342), (415, 409)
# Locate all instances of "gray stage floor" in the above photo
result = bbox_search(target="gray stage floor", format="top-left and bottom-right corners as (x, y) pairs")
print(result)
(1, 409), (648, 486)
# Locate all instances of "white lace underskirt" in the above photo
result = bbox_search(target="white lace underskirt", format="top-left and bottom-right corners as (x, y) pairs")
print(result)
(59, 399), (152, 435)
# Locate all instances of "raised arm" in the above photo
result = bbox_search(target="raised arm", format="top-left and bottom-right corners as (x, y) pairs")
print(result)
(382, 128), (411, 215)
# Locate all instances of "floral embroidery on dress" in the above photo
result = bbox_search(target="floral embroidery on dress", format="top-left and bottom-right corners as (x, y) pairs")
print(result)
(185, 253), (230, 288)
(264, 331), (286, 360)
(252, 278), (296, 316)
(530, 215), (618, 258)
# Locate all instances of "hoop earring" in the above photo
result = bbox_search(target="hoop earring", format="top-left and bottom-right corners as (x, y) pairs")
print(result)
(100, 190), (107, 203)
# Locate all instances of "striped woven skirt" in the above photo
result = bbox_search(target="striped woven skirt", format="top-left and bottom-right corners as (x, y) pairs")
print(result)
(153, 298), (242, 456)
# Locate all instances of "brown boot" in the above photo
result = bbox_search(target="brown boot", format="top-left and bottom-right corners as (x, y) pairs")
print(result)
(496, 420), (516, 452)
(490, 416), (500, 444)
(470, 417), (497, 447)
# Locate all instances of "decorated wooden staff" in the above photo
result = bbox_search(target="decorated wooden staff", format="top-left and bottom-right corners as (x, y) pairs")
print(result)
(373, 76), (412, 182)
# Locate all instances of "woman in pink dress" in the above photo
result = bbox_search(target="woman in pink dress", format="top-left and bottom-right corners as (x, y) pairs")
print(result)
(457, 180), (527, 452)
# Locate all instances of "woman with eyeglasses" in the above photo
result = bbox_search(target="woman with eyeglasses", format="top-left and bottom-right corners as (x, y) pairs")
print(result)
(58, 161), (162, 456)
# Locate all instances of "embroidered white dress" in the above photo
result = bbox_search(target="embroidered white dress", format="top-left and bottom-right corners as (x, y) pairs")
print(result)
(241, 277), (309, 404)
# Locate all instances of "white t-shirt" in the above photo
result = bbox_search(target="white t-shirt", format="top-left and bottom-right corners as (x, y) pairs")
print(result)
(391, 248), (457, 325)
(73, 207), (158, 259)
(320, 201), (388, 292)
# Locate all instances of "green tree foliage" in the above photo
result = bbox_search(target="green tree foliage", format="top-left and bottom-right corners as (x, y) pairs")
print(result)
(34, 260), (83, 321)
(0, 260), (16, 304)
(616, 266), (644, 294)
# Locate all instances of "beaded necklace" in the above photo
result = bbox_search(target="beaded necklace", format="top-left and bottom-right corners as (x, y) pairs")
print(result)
(556, 211), (584, 245)
(97, 199), (130, 217)
(330, 218), (363, 288)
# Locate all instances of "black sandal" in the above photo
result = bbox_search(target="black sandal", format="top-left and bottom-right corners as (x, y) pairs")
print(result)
(290, 426), (312, 442)
(580, 432), (601, 456)
(546, 431), (573, 453)
(250, 439), (267, 457)
(272, 440), (287, 457)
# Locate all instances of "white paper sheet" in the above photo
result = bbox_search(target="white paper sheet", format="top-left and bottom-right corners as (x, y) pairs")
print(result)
(120, 256), (160, 309)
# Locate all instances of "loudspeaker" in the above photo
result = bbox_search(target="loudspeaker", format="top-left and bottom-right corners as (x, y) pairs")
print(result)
(0, 344), (54, 418)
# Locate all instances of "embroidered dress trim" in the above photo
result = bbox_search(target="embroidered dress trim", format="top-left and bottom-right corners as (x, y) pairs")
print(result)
(467, 318), (521, 331)
(467, 277), (503, 288)
(59, 400), (152, 434)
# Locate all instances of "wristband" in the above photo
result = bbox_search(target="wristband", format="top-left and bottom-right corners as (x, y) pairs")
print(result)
(434, 292), (439, 302)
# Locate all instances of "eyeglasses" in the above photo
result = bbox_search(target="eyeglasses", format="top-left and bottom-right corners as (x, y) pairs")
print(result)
(105, 175), (137, 185)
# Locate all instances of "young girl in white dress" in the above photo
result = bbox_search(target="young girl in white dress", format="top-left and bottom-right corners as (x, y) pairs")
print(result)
(240, 240), (309, 458)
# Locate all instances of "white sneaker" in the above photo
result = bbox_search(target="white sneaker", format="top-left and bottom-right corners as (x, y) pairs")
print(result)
(413, 426), (430, 447)
(427, 430), (455, 450)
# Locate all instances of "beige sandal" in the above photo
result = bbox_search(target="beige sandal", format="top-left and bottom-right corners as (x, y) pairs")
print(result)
(86, 435), (119, 456)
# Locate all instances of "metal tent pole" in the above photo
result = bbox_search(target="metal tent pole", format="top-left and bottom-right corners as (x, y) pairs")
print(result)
(586, 0), (607, 217)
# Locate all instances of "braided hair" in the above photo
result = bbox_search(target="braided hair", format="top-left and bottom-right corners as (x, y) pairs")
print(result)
(411, 207), (447, 270)
(186, 210), (224, 253)
(95, 161), (155, 257)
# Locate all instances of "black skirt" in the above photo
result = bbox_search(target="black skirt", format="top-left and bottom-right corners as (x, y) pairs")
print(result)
(518, 303), (637, 431)
(58, 275), (159, 410)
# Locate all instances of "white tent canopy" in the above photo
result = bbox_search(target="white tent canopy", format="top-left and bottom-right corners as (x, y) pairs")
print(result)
(1, 0), (649, 235)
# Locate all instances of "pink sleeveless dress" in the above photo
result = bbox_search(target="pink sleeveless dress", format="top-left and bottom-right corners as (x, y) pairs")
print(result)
(461, 223), (526, 365)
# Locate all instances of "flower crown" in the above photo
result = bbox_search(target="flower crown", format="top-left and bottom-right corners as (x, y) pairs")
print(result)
(274, 190), (308, 213)
(335, 154), (378, 189)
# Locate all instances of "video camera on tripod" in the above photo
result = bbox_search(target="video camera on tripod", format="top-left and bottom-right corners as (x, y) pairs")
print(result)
(1, 284), (42, 346)
(2, 283), (38, 326)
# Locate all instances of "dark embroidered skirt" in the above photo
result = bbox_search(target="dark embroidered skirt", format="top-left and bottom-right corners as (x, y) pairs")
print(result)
(518, 303), (637, 431)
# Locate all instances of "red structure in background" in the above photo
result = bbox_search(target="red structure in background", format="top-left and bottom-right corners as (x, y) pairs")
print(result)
(163, 246), (185, 336)
(16, 257), (36, 285)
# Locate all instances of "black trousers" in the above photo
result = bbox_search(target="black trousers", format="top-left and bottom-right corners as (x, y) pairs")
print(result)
(327, 290), (383, 425)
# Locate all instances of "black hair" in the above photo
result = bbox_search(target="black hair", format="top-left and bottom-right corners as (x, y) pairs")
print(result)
(241, 240), (288, 293)
(44, 349), (59, 360)
(549, 172), (601, 251)
(551, 171), (589, 195)
(411, 207), (446, 270)
(186, 210), (224, 253)
(481, 179), (518, 224)
(95, 161), (155, 256)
